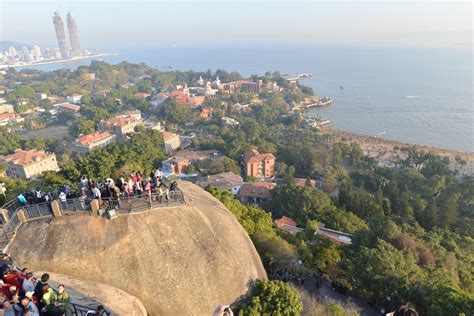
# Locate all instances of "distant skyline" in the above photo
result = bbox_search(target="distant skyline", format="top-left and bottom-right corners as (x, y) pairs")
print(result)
(0, 1), (472, 50)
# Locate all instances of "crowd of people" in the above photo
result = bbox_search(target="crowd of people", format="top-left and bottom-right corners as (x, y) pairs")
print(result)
(13, 169), (179, 211)
(0, 253), (107, 316)
(78, 169), (179, 207)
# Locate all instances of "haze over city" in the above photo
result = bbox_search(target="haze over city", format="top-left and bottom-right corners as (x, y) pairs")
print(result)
(1, 0), (472, 49)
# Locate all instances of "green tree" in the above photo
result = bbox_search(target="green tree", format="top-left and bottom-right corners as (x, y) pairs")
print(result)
(208, 157), (241, 175)
(159, 100), (192, 123)
(239, 280), (303, 316)
(74, 119), (96, 136)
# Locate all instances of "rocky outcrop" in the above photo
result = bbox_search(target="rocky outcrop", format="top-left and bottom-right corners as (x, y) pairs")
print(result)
(9, 181), (266, 315)
(42, 271), (147, 316)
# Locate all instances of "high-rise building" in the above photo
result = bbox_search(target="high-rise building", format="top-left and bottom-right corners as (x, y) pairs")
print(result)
(32, 45), (42, 60)
(8, 46), (17, 57)
(53, 11), (69, 58)
(67, 12), (81, 56)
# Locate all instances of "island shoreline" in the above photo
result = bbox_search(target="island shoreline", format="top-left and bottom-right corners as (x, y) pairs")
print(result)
(326, 128), (473, 160)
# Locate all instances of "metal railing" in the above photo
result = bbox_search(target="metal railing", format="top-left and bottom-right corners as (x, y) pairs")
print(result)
(23, 202), (53, 219)
(69, 302), (111, 316)
(101, 189), (185, 214)
(3, 198), (21, 218)
(59, 198), (91, 213)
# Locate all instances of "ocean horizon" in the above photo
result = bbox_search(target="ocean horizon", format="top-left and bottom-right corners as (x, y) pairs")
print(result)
(20, 43), (473, 152)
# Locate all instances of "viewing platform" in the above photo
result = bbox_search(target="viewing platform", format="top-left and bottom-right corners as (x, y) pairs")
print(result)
(0, 187), (185, 251)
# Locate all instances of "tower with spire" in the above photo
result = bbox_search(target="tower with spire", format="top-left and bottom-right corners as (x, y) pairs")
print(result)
(52, 12), (69, 58)
(67, 12), (81, 56)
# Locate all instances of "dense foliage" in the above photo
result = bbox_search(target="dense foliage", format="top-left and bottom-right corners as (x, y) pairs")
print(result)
(238, 280), (303, 316)
(2, 62), (473, 314)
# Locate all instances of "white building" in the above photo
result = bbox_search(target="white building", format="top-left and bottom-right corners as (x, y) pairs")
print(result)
(66, 94), (83, 104)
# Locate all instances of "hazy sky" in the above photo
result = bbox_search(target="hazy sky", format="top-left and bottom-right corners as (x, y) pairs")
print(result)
(0, 0), (472, 49)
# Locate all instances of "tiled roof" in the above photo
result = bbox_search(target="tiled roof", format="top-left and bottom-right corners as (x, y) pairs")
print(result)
(294, 178), (316, 188)
(275, 216), (297, 228)
(0, 113), (18, 120)
(162, 131), (178, 141)
(317, 227), (352, 245)
(76, 131), (112, 145)
(196, 172), (244, 189)
(134, 92), (151, 98)
(1, 149), (51, 166)
(239, 182), (276, 198)
(244, 150), (275, 164)
(102, 116), (137, 128)
(59, 102), (81, 112)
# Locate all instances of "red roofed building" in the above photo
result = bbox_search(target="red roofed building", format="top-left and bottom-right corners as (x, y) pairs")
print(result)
(238, 181), (276, 205)
(243, 149), (276, 179)
(0, 113), (23, 126)
(171, 90), (189, 105)
(100, 115), (143, 139)
(0, 149), (59, 179)
(274, 216), (304, 236)
(58, 102), (81, 113)
(200, 107), (213, 119)
(72, 131), (116, 155)
(188, 96), (205, 107)
(162, 157), (191, 175)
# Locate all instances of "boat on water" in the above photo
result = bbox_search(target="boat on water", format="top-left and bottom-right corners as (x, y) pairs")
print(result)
(377, 131), (386, 135)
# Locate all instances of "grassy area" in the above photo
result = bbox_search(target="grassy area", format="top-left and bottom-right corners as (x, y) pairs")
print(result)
(21, 125), (70, 140)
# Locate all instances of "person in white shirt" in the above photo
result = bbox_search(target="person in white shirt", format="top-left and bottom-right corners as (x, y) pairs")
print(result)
(92, 187), (101, 199)
(59, 192), (67, 202)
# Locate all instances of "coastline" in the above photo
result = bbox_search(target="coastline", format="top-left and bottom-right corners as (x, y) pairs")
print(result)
(326, 128), (474, 161)
(0, 52), (119, 69)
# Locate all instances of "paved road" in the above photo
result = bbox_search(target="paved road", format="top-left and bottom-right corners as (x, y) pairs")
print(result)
(295, 275), (380, 316)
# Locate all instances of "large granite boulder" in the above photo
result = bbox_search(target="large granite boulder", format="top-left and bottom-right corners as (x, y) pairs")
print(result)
(9, 181), (266, 315)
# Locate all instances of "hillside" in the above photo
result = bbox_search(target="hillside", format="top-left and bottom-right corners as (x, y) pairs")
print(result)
(9, 181), (267, 315)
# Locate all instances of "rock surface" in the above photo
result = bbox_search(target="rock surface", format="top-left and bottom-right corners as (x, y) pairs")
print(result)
(41, 271), (147, 316)
(9, 181), (266, 316)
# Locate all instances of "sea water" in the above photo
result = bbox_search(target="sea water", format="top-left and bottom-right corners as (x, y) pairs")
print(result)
(24, 43), (473, 152)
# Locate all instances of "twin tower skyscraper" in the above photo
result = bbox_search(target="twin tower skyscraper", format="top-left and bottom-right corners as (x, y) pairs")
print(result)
(52, 12), (81, 58)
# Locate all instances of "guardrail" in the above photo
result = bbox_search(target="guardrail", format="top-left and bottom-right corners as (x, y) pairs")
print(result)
(100, 189), (185, 214)
(70, 302), (111, 316)
(0, 184), (185, 250)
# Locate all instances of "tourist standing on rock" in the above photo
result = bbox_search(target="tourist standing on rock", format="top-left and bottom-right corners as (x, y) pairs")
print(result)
(80, 175), (89, 190)
(17, 296), (39, 315)
(212, 304), (234, 316)
(34, 273), (49, 304)
(2, 299), (15, 316)
(22, 273), (35, 293)
(93, 304), (107, 315)
(92, 186), (101, 200)
(53, 284), (71, 314)
(145, 180), (152, 206)
(17, 193), (27, 206)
